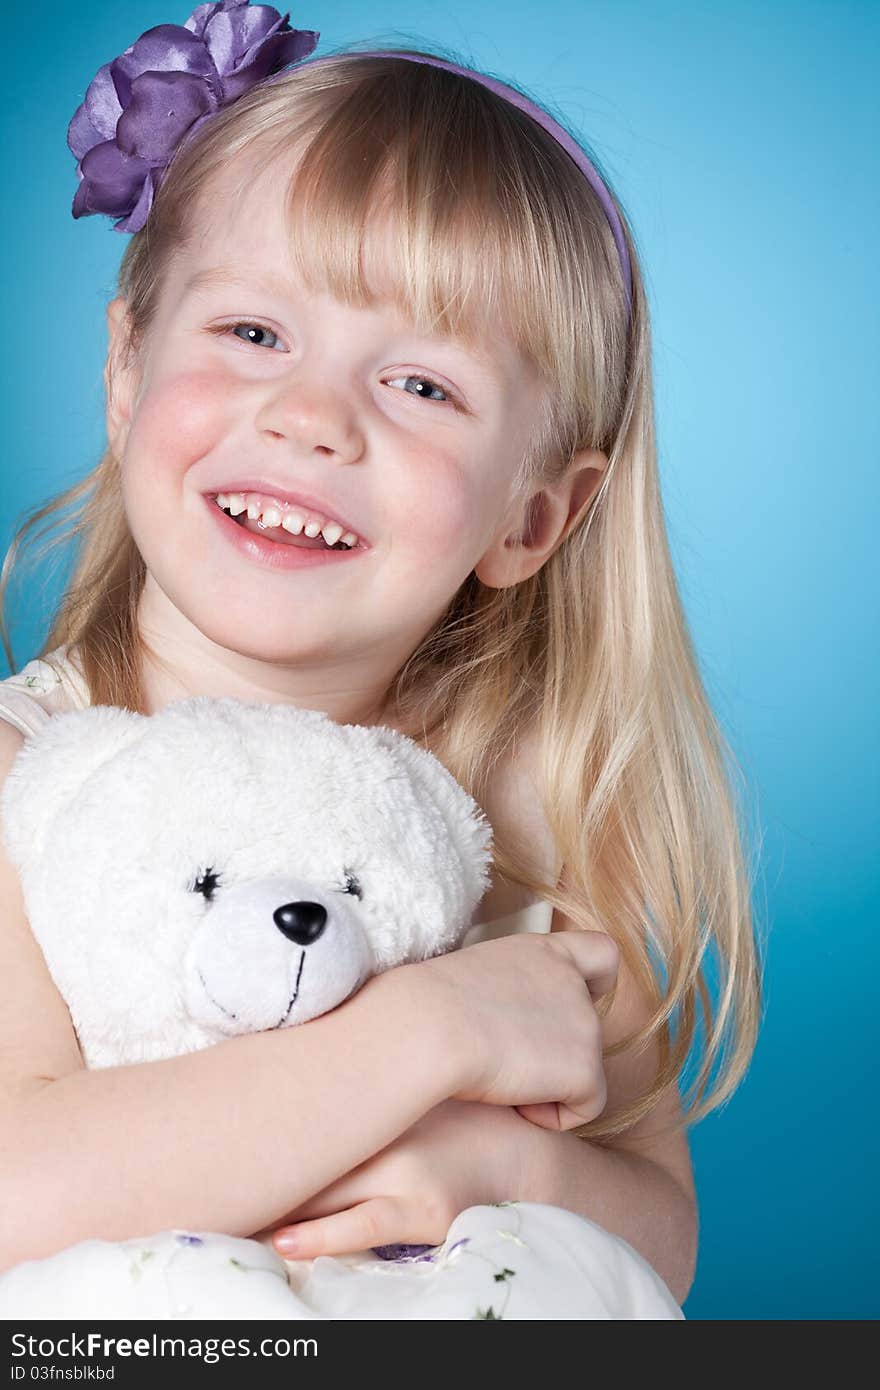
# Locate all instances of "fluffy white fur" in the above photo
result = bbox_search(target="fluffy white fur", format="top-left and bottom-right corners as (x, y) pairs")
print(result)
(0, 697), (493, 1067)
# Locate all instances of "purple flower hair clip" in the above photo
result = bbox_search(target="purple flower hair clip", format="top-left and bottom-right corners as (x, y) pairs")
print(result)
(67, 1), (319, 234)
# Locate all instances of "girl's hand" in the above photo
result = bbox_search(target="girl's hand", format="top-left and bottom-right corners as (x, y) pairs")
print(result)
(408, 928), (620, 1131)
(256, 1099), (540, 1260)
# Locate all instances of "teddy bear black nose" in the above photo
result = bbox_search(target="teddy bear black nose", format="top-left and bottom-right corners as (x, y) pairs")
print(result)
(273, 900), (327, 945)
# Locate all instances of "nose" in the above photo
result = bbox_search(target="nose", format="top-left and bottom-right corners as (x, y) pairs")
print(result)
(274, 900), (327, 945)
(257, 375), (365, 463)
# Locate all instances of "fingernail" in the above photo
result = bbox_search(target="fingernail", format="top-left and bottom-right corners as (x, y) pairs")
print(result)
(273, 1231), (299, 1254)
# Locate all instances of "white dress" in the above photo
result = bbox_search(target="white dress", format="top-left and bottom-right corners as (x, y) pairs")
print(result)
(0, 648), (683, 1319)
(0, 644), (90, 736)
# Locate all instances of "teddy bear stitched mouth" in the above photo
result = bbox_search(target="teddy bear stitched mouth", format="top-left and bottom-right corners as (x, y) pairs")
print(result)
(197, 951), (305, 1029)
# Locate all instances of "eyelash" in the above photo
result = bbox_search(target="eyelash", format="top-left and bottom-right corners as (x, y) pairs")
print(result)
(208, 320), (462, 409)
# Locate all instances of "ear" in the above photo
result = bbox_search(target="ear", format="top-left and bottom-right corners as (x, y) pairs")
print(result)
(0, 706), (148, 873)
(104, 297), (140, 461)
(350, 722), (495, 936)
(474, 446), (609, 588)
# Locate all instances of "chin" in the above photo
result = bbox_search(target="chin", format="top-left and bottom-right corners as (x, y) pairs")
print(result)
(193, 609), (347, 667)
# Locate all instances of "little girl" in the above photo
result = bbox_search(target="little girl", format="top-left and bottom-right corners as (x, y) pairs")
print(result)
(0, 2), (762, 1316)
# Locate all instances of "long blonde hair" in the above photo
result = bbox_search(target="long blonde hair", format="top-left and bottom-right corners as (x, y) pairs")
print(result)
(0, 47), (764, 1141)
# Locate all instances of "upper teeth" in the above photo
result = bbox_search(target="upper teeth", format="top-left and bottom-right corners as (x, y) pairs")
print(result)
(215, 492), (359, 548)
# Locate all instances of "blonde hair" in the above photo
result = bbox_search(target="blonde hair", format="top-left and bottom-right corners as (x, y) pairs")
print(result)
(0, 46), (764, 1141)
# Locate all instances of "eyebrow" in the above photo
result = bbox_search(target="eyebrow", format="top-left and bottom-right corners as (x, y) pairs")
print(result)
(181, 265), (510, 385)
(183, 265), (284, 299)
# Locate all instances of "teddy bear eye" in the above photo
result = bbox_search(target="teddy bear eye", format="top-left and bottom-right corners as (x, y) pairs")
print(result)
(192, 867), (221, 901)
(340, 870), (362, 899)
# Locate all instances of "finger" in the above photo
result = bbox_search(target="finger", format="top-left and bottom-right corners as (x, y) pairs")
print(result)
(514, 1102), (563, 1130)
(516, 1090), (608, 1130)
(555, 1101), (601, 1131)
(552, 928), (620, 1000)
(272, 1196), (409, 1259)
(517, 1099), (604, 1132)
(561, 1066), (608, 1129)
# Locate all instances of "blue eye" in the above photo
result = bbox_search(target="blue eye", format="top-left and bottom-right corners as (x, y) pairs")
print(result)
(227, 321), (283, 351)
(386, 374), (452, 404)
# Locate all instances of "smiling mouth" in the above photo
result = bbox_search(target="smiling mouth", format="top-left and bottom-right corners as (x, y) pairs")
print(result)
(197, 950), (306, 1030)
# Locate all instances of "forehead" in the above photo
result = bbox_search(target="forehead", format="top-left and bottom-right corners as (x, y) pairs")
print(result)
(168, 151), (296, 300)
(166, 143), (538, 384)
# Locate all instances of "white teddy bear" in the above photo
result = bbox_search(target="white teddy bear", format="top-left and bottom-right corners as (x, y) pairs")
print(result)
(0, 697), (684, 1320)
(0, 697), (493, 1066)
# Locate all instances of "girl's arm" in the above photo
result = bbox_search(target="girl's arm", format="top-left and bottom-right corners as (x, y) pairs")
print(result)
(0, 724), (460, 1270)
(522, 1117), (698, 1304)
(1, 976), (455, 1272)
(0, 969), (457, 1272)
(522, 909), (699, 1303)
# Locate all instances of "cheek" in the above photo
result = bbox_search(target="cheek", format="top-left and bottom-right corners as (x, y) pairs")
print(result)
(125, 370), (235, 482)
(392, 450), (489, 557)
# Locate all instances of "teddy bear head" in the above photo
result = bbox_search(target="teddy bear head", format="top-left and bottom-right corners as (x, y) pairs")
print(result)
(0, 697), (493, 1067)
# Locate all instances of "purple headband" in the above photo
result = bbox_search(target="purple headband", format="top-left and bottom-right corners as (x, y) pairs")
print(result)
(67, 1), (632, 321)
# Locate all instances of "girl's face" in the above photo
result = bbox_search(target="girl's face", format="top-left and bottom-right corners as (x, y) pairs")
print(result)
(106, 153), (547, 701)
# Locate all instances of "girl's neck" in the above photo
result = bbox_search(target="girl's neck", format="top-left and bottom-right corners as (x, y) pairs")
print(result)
(138, 641), (399, 728)
(132, 579), (427, 734)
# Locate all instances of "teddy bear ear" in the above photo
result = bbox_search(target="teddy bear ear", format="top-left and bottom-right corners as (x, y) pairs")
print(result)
(354, 723), (495, 915)
(0, 705), (147, 873)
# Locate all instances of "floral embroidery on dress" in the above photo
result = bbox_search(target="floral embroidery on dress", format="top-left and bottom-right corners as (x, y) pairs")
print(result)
(10, 660), (65, 699)
(172, 1231), (288, 1282)
(125, 1230), (291, 1307)
(228, 1256), (288, 1283)
(2, 1202), (685, 1318)
(363, 1202), (529, 1318)
(372, 1242), (437, 1262)
(128, 1249), (156, 1281)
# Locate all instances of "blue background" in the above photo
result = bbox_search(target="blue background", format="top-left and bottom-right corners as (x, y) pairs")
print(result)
(3, 2), (877, 1319)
